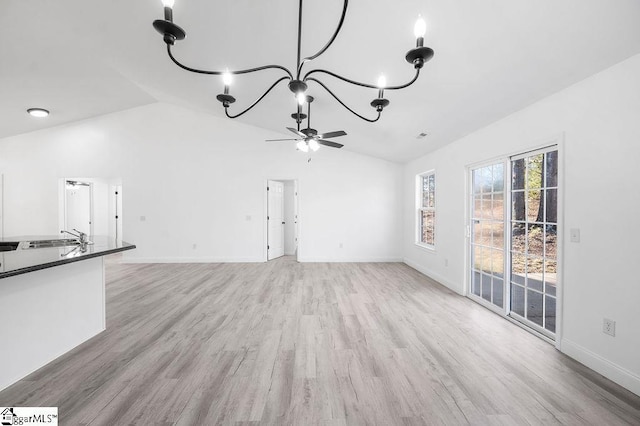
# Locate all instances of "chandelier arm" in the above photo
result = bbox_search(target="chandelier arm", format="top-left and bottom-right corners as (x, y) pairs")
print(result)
(306, 78), (382, 123)
(296, 0), (349, 78)
(167, 45), (294, 80)
(224, 76), (291, 119)
(304, 68), (420, 90)
(387, 68), (421, 90)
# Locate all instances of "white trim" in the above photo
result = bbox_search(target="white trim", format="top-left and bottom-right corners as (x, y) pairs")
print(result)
(554, 134), (566, 349)
(561, 339), (640, 397)
(123, 257), (265, 264)
(414, 242), (436, 252)
(124, 256), (403, 264)
(403, 258), (464, 296)
(298, 257), (404, 263)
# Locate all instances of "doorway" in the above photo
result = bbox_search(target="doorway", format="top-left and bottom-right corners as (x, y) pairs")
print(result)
(266, 179), (298, 261)
(467, 145), (560, 340)
(64, 180), (93, 236)
(59, 178), (123, 239)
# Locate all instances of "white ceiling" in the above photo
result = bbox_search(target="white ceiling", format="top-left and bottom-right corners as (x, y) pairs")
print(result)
(2, 0), (640, 162)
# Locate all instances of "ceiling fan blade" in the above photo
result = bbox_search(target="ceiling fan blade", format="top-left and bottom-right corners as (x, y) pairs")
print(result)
(317, 139), (344, 149)
(319, 130), (347, 139)
(265, 138), (299, 142)
(287, 127), (307, 138)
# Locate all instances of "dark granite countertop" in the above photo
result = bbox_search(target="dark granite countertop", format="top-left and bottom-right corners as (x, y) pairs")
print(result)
(0, 236), (136, 279)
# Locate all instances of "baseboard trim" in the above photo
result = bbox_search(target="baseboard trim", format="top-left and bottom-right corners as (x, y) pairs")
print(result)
(403, 258), (464, 296)
(297, 257), (403, 263)
(123, 257), (404, 264)
(560, 338), (640, 397)
(123, 257), (263, 264)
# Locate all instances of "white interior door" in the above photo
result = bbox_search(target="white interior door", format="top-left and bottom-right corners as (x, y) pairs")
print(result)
(267, 180), (285, 260)
(65, 181), (93, 235)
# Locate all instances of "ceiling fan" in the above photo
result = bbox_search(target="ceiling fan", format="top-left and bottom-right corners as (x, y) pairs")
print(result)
(266, 96), (346, 154)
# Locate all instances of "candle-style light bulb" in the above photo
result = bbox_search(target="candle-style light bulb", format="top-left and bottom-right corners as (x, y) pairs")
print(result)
(308, 140), (320, 152)
(296, 140), (309, 152)
(222, 71), (233, 87)
(162, 0), (175, 22)
(414, 15), (426, 39)
(297, 92), (306, 106)
(377, 74), (386, 99)
(221, 71), (232, 94)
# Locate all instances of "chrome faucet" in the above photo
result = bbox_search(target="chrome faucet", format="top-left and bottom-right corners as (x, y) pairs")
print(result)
(61, 229), (89, 244)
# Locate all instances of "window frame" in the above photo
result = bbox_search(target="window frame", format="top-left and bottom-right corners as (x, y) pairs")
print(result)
(415, 170), (436, 250)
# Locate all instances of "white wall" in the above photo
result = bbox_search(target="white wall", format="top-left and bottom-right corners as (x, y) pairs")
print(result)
(403, 53), (640, 395)
(0, 102), (402, 262)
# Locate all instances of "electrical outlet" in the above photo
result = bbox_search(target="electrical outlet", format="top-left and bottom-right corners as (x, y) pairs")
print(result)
(339, 243), (343, 249)
(192, 244), (197, 250)
(603, 318), (616, 337)
(444, 258), (449, 267)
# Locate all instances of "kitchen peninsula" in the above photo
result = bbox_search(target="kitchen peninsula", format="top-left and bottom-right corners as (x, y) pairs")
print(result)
(0, 236), (135, 391)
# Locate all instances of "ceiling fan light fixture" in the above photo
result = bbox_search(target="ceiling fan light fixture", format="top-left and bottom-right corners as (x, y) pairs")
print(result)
(308, 139), (320, 152)
(296, 140), (309, 152)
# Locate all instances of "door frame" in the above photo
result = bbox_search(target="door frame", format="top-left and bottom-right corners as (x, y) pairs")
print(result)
(464, 134), (565, 349)
(60, 178), (94, 236)
(264, 179), (299, 262)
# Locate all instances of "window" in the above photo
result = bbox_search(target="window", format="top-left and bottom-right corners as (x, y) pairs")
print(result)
(417, 171), (436, 248)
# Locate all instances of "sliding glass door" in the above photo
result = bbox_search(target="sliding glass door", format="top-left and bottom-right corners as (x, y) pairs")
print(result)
(510, 148), (558, 336)
(470, 163), (505, 309)
(468, 146), (559, 339)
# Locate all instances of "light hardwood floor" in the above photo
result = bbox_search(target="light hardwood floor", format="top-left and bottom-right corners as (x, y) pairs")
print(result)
(1, 257), (639, 425)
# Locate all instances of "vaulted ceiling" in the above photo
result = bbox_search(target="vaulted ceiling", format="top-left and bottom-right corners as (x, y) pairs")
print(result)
(2, 0), (640, 162)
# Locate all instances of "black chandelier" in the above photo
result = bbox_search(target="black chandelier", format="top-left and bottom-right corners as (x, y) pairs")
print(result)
(153, 0), (434, 123)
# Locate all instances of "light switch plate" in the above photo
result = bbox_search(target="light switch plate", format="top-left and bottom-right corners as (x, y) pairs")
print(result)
(570, 228), (580, 243)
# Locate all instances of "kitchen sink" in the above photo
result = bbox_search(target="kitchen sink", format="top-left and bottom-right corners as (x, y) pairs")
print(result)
(0, 242), (19, 252)
(22, 239), (81, 249)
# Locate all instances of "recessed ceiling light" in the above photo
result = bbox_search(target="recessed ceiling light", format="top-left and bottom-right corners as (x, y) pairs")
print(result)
(27, 108), (50, 118)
